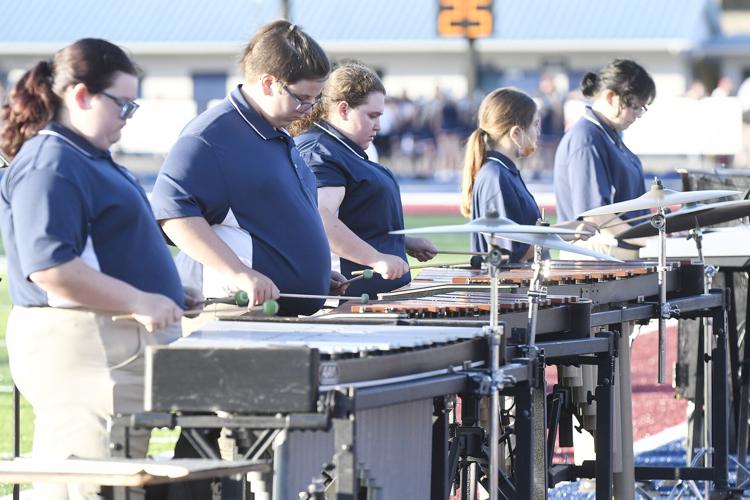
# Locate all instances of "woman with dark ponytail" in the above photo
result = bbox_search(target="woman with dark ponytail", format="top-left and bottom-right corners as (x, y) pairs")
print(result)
(553, 59), (655, 259)
(0, 39), (199, 499)
(293, 62), (436, 296)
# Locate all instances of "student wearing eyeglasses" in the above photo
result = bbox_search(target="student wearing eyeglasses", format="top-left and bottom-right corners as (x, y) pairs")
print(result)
(0, 38), (199, 499)
(291, 62), (437, 296)
(553, 59), (655, 259)
(151, 20), (346, 316)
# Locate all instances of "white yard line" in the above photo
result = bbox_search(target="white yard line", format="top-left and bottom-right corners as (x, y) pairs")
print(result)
(633, 423), (686, 455)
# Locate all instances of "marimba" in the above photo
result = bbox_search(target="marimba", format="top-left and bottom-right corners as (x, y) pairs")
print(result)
(128, 260), (728, 499)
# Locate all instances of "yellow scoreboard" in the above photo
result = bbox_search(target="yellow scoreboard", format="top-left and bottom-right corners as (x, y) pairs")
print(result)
(437, 0), (493, 39)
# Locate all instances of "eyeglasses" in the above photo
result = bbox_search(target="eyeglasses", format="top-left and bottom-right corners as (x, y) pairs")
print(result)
(280, 83), (322, 112)
(631, 103), (648, 116)
(624, 99), (648, 117)
(100, 91), (139, 119)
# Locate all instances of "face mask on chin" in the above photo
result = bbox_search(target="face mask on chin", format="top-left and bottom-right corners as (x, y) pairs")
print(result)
(515, 131), (537, 158)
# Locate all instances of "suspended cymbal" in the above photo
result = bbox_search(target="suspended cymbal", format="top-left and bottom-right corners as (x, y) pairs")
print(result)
(479, 232), (622, 262)
(391, 214), (615, 261)
(618, 199), (750, 239)
(577, 180), (739, 218)
(391, 214), (588, 236)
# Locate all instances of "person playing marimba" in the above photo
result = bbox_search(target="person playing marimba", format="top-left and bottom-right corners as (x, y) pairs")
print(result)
(291, 62), (437, 296)
(150, 20), (347, 316)
(461, 88), (549, 262)
(0, 38), (201, 499)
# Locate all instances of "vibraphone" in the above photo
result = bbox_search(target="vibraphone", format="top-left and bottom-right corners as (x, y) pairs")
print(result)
(119, 259), (730, 499)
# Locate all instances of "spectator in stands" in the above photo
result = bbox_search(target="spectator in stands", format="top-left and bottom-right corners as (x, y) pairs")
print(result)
(684, 79), (708, 100)
(711, 77), (735, 98)
(533, 73), (566, 174)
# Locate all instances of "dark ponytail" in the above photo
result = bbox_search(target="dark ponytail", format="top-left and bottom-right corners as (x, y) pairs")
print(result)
(580, 72), (600, 98)
(0, 61), (59, 158)
(0, 38), (137, 159)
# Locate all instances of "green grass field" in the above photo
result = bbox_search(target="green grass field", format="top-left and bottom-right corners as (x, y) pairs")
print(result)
(0, 213), (471, 494)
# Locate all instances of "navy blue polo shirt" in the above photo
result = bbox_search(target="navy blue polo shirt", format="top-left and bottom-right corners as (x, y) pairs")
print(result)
(0, 122), (184, 307)
(553, 106), (647, 222)
(150, 85), (331, 315)
(471, 151), (541, 262)
(296, 121), (410, 296)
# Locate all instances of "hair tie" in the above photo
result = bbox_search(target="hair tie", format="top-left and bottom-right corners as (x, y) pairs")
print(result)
(37, 60), (54, 81)
(288, 23), (297, 33)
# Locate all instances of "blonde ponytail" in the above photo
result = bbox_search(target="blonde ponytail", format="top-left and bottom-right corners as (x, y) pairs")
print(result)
(460, 129), (488, 217)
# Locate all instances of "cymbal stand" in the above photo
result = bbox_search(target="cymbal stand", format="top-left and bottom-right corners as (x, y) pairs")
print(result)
(680, 224), (717, 498)
(683, 225), (750, 496)
(485, 242), (505, 500)
(651, 204), (679, 384)
(526, 243), (549, 345)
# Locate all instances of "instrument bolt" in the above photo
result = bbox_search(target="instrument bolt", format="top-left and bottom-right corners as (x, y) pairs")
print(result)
(110, 442), (123, 451)
(602, 378), (610, 385)
(521, 410), (530, 418)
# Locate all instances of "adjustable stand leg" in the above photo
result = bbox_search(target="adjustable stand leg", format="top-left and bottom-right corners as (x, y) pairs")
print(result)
(12, 385), (20, 500)
(432, 397), (451, 499)
(711, 296), (730, 492)
(333, 415), (356, 499)
(595, 334), (616, 500)
(513, 380), (534, 499)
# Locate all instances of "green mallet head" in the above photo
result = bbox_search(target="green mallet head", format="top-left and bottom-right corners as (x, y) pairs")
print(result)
(362, 269), (374, 279)
(262, 299), (280, 315)
(234, 290), (250, 307)
(360, 293), (369, 304)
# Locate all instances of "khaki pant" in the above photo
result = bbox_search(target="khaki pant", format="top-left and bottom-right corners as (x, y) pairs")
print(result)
(6, 306), (181, 500)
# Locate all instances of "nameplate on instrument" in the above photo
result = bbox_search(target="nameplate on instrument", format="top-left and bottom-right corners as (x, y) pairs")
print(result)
(319, 362), (340, 385)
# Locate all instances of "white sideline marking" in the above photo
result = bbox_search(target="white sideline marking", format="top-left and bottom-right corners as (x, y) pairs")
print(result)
(633, 423), (686, 455)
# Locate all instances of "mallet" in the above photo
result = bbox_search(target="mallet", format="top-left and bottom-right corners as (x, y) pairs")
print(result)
(341, 268), (374, 285)
(233, 290), (370, 306)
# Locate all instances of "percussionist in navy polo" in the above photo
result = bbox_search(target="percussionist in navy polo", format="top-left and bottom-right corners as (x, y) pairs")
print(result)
(291, 62), (437, 296)
(151, 20), (346, 316)
(554, 59), (655, 259)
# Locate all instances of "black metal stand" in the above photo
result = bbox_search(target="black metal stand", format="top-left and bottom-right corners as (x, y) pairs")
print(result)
(634, 289), (732, 494)
(12, 384), (20, 500)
